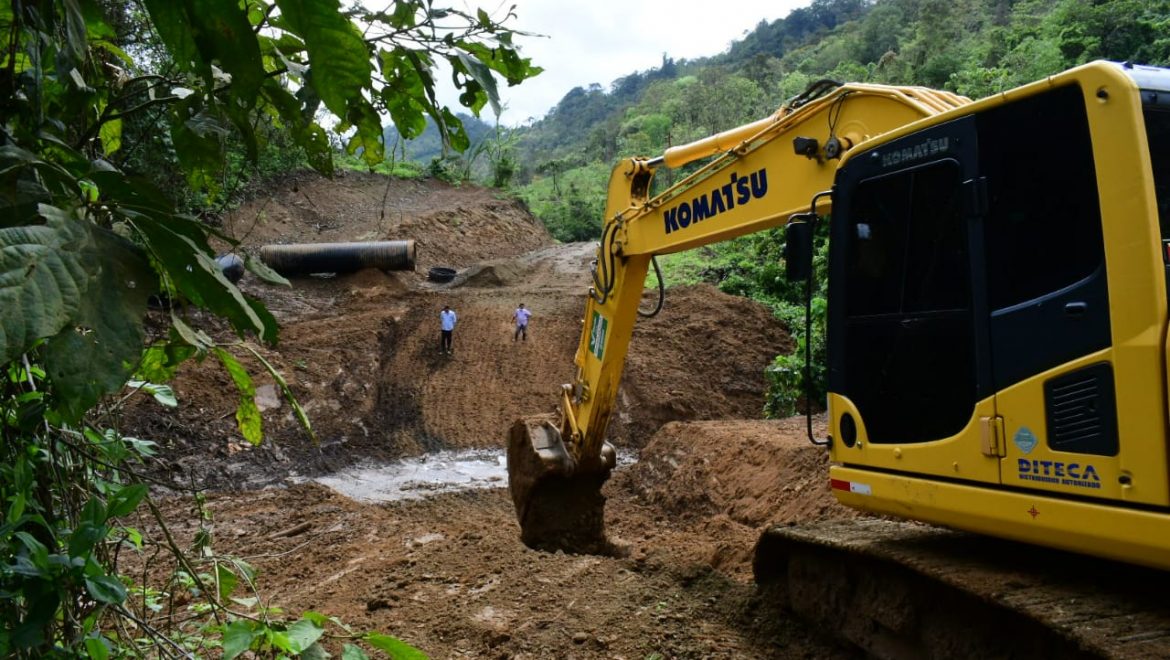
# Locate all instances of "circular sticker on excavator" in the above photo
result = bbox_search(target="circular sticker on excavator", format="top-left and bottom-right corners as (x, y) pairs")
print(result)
(1014, 427), (1038, 455)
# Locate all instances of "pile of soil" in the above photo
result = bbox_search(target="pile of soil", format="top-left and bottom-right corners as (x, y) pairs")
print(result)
(126, 171), (864, 657)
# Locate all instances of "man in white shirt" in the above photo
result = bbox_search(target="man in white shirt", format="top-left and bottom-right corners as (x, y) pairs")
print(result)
(512, 303), (531, 341)
(440, 305), (457, 354)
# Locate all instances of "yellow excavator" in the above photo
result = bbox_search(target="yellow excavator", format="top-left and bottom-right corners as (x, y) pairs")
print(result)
(508, 60), (1170, 653)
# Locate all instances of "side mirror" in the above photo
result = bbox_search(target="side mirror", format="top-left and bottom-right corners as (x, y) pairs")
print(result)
(785, 220), (814, 281)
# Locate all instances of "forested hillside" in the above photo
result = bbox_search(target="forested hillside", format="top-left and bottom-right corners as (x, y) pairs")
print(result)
(511, 0), (1170, 242)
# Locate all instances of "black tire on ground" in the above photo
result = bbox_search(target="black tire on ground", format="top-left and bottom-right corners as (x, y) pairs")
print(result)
(428, 266), (457, 283)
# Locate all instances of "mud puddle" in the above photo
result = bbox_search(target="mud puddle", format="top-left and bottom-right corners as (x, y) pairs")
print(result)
(305, 448), (638, 503)
(308, 449), (507, 502)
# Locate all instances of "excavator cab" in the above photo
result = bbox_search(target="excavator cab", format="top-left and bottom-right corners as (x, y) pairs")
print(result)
(820, 63), (1170, 569)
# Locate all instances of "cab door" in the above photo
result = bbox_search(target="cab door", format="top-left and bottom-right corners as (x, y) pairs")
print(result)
(827, 115), (1002, 484)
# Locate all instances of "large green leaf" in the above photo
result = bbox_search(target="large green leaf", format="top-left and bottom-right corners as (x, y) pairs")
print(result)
(84, 638), (110, 660)
(97, 110), (122, 156)
(215, 563), (238, 600)
(363, 633), (427, 659)
(284, 619), (325, 654)
(135, 342), (197, 382)
(453, 51), (499, 116)
(87, 170), (174, 215)
(170, 106), (227, 194)
(378, 50), (429, 139)
(78, 0), (117, 40)
(61, 0), (89, 68)
(222, 620), (259, 660)
(140, 0), (202, 76)
(345, 100), (386, 166)
(0, 146), (83, 213)
(243, 344), (314, 442)
(275, 0), (373, 118)
(438, 107), (470, 152)
(169, 313), (216, 352)
(189, 0), (265, 103)
(43, 224), (152, 421)
(84, 575), (127, 604)
(461, 40), (543, 86)
(300, 642), (330, 660)
(105, 484), (148, 518)
(243, 252), (290, 287)
(221, 95), (259, 163)
(0, 204), (89, 365)
(68, 521), (107, 557)
(214, 347), (262, 445)
(260, 80), (333, 176)
(142, 0), (264, 104)
(125, 380), (178, 407)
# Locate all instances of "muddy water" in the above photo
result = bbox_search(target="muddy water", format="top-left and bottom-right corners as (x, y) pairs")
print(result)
(311, 449), (507, 502)
(309, 448), (636, 503)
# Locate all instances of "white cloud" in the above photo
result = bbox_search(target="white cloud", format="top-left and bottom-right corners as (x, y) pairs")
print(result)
(438, 0), (815, 126)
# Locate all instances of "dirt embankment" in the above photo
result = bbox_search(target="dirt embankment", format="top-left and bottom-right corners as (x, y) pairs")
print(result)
(126, 171), (864, 658)
(128, 171), (795, 490)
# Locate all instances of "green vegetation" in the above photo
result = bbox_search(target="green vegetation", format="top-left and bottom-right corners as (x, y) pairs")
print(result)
(337, 153), (427, 180)
(0, 0), (536, 656)
(520, 162), (610, 242)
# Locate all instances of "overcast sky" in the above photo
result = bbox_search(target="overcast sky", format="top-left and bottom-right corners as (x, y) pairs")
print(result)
(435, 0), (815, 126)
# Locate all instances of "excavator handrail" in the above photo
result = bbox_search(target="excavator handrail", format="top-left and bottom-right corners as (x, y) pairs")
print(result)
(658, 83), (971, 172)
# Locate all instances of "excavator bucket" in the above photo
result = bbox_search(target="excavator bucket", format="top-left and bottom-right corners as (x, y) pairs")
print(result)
(506, 416), (615, 554)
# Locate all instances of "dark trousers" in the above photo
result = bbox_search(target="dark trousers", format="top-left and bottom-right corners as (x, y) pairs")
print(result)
(440, 329), (453, 352)
(514, 324), (527, 341)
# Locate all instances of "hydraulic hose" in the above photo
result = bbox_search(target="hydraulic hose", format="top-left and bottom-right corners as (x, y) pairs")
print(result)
(638, 256), (664, 318)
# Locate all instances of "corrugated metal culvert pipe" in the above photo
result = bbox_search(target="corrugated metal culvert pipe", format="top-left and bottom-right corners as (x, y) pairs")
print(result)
(259, 240), (416, 276)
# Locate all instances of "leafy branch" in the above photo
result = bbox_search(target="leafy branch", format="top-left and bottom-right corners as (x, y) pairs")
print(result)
(1, 0), (539, 656)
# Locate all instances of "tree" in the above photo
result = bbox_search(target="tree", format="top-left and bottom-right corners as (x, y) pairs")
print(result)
(1050, 0), (1170, 66)
(692, 69), (765, 135)
(0, 0), (538, 655)
(487, 124), (520, 188)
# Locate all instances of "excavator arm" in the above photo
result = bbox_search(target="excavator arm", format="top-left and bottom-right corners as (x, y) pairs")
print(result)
(507, 81), (970, 552)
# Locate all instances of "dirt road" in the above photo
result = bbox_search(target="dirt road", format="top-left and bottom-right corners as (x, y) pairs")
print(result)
(127, 171), (860, 658)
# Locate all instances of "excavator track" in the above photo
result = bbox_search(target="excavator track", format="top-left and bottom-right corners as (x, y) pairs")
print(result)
(754, 519), (1170, 659)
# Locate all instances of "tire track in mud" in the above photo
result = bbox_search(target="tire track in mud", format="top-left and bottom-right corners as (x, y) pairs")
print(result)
(374, 289), (582, 455)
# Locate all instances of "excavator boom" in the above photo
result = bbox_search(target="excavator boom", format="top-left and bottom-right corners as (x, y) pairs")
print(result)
(507, 80), (971, 551)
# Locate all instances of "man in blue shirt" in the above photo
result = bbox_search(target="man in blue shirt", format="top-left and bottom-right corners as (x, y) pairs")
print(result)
(512, 303), (531, 341)
(439, 305), (457, 355)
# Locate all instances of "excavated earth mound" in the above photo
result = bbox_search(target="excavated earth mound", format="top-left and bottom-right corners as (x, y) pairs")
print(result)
(127, 171), (794, 490)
